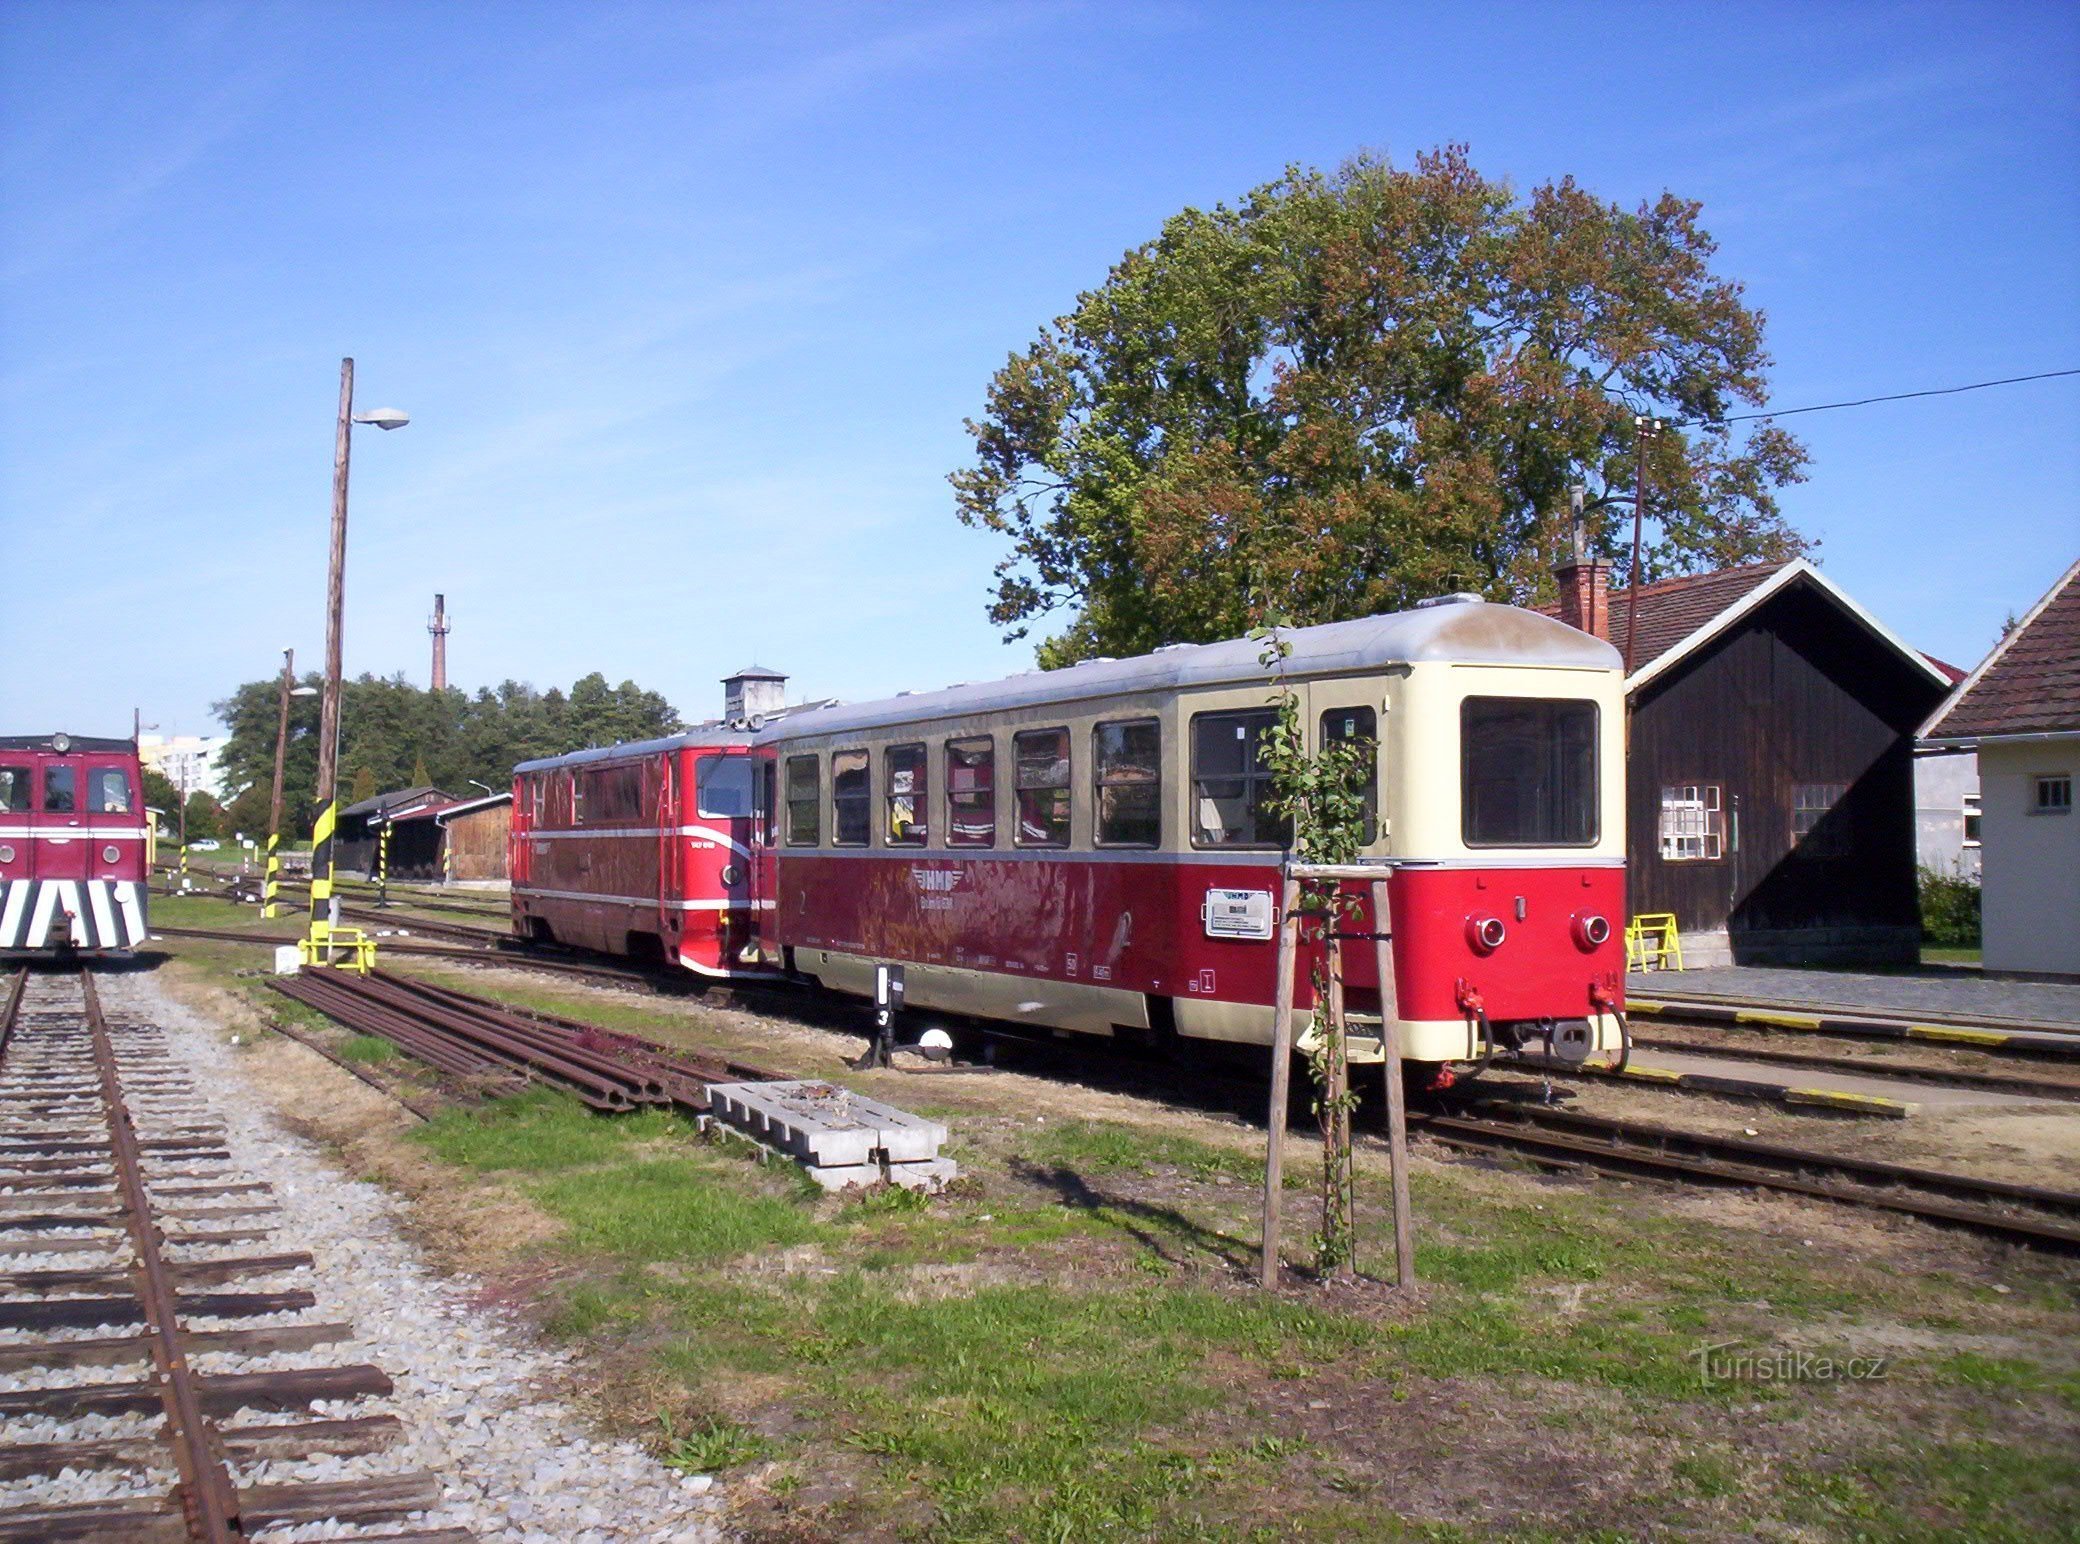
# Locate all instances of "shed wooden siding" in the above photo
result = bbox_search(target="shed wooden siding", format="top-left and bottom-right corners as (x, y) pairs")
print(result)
(1627, 583), (1946, 961)
(446, 803), (510, 881)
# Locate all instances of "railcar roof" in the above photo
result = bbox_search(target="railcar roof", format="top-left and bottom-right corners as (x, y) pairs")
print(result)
(0, 734), (136, 754)
(514, 727), (755, 775)
(756, 598), (1619, 743)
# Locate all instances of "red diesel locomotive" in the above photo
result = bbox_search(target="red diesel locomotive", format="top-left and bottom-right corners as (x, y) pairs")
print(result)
(0, 734), (152, 955)
(509, 597), (1629, 1073)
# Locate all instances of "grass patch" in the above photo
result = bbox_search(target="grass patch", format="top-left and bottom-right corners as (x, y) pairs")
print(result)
(1025, 1118), (1262, 1183)
(657, 1412), (771, 1474)
(338, 1034), (397, 1063)
(532, 1156), (826, 1264)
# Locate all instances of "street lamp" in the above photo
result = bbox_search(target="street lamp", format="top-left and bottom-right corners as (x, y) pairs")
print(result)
(467, 779), (494, 796)
(261, 647), (320, 919)
(307, 359), (410, 965)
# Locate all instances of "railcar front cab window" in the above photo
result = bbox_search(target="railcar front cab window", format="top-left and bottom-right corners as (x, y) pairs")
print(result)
(784, 755), (820, 846)
(42, 765), (77, 814)
(831, 749), (871, 846)
(695, 755), (756, 820)
(1191, 710), (1289, 848)
(1094, 719), (1161, 847)
(1460, 696), (1598, 847)
(886, 743), (927, 845)
(88, 768), (134, 814)
(1014, 728), (1071, 847)
(0, 767), (29, 813)
(945, 737), (995, 847)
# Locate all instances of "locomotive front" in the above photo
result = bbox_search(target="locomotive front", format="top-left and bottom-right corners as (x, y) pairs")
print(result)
(1376, 637), (1629, 1073)
(0, 734), (152, 955)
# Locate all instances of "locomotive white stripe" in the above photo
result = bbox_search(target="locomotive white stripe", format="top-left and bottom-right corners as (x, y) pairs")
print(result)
(513, 884), (774, 911)
(26, 881), (79, 947)
(86, 882), (117, 946)
(115, 881), (146, 944)
(0, 826), (150, 839)
(0, 882), (28, 947)
(521, 824), (754, 857)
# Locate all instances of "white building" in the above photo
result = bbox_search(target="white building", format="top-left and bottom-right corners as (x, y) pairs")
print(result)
(138, 734), (231, 803)
(1922, 557), (2080, 978)
(1914, 748), (1981, 880)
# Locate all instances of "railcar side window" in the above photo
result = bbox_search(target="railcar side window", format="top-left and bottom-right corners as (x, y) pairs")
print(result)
(784, 756), (821, 846)
(1191, 711), (1288, 848)
(1013, 728), (1071, 848)
(1461, 697), (1598, 847)
(884, 744), (927, 845)
(1319, 707), (1378, 845)
(43, 766), (76, 814)
(832, 750), (870, 846)
(580, 765), (644, 826)
(696, 755), (756, 819)
(945, 737), (995, 847)
(87, 769), (134, 814)
(0, 768), (28, 813)
(1094, 720), (1161, 847)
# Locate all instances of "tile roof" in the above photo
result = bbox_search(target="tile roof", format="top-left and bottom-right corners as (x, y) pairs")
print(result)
(1536, 561), (1791, 673)
(1926, 558), (2080, 740)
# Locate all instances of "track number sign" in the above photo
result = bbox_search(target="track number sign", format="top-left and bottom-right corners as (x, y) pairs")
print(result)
(1202, 888), (1274, 940)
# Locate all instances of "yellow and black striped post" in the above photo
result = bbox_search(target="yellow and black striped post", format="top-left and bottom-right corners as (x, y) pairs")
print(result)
(376, 821), (391, 908)
(306, 797), (337, 960)
(260, 830), (282, 918)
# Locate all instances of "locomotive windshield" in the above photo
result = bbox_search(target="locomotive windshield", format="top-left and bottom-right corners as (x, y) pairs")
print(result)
(1460, 697), (1598, 847)
(696, 755), (756, 819)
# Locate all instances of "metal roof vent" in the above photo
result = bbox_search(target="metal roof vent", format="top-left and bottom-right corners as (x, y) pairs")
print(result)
(1415, 592), (1485, 609)
(1154, 643), (1195, 653)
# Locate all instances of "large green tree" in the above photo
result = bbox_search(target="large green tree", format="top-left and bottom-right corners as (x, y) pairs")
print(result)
(953, 147), (1809, 664)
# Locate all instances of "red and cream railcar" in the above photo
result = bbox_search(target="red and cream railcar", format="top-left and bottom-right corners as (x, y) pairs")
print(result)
(509, 732), (772, 978)
(0, 734), (151, 955)
(754, 598), (1628, 1069)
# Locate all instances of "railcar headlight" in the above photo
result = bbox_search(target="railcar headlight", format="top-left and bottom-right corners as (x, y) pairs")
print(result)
(0, 845), (12, 863)
(720, 864), (741, 887)
(1466, 915), (1507, 954)
(104, 845), (122, 863)
(1572, 913), (1612, 951)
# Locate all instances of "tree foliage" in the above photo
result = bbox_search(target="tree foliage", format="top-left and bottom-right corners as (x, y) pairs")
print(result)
(211, 671), (681, 837)
(954, 147), (1810, 665)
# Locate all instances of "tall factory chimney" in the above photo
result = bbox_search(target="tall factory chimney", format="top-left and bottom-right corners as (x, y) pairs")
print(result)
(428, 593), (451, 691)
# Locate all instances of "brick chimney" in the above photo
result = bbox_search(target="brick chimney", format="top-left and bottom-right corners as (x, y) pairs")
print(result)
(1553, 491), (1611, 639)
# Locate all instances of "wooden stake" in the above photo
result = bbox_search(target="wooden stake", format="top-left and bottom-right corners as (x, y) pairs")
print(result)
(1325, 928), (1353, 1282)
(1260, 871), (1302, 1289)
(1369, 878), (1416, 1289)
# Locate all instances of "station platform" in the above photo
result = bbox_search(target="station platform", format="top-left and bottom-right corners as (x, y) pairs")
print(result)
(1625, 964), (2080, 1031)
(1574, 1045), (2060, 1118)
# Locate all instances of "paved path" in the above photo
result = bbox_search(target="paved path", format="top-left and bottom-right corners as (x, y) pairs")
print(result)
(1627, 965), (2080, 1028)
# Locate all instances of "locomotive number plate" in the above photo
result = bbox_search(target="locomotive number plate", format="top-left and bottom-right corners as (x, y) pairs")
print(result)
(1202, 888), (1274, 940)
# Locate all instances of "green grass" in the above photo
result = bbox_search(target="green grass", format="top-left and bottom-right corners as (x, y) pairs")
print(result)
(338, 1034), (397, 1063)
(656, 1412), (771, 1473)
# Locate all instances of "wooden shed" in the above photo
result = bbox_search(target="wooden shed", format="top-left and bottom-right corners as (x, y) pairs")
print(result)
(1548, 557), (1953, 967)
(438, 793), (511, 882)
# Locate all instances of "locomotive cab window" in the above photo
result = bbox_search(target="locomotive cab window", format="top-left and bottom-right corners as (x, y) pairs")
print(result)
(1094, 719), (1160, 847)
(1461, 697), (1597, 847)
(886, 743), (927, 845)
(945, 737), (995, 847)
(784, 756), (821, 846)
(88, 769), (134, 814)
(0, 768), (28, 813)
(42, 766), (76, 814)
(1191, 710), (1288, 848)
(1319, 707), (1378, 845)
(831, 749), (871, 846)
(1013, 728), (1071, 848)
(696, 756), (756, 819)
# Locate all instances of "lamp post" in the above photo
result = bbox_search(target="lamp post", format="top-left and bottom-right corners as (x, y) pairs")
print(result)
(307, 358), (409, 962)
(262, 649), (319, 919)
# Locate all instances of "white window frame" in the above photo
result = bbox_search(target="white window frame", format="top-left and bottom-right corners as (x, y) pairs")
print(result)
(1658, 783), (1724, 862)
(1962, 791), (1982, 847)
(2035, 773), (2073, 815)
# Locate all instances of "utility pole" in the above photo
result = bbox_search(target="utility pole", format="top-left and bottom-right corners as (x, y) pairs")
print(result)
(428, 593), (450, 692)
(1623, 416), (1661, 680)
(308, 359), (356, 959)
(262, 649), (295, 919)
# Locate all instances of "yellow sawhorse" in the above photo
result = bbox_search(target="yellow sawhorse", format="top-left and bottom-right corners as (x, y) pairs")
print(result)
(299, 928), (378, 975)
(1626, 914), (1684, 972)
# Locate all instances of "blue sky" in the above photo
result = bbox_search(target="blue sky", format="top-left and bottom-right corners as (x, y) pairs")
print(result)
(2, 1), (2075, 742)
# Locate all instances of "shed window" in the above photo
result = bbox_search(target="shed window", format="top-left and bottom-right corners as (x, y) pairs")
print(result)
(696, 755), (755, 819)
(886, 743), (927, 845)
(784, 756), (820, 846)
(1320, 706), (1379, 845)
(1013, 728), (1071, 848)
(1658, 784), (1724, 862)
(0, 768), (29, 813)
(1094, 719), (1161, 847)
(832, 750), (870, 846)
(2036, 774), (2073, 815)
(1191, 710), (1287, 849)
(1962, 792), (1982, 847)
(88, 769), (134, 814)
(946, 737), (995, 847)
(1462, 698), (1598, 847)
(43, 766), (76, 814)
(1791, 781), (1849, 858)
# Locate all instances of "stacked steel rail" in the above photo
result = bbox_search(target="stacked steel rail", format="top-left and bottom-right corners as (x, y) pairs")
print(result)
(269, 969), (771, 1112)
(0, 967), (471, 1542)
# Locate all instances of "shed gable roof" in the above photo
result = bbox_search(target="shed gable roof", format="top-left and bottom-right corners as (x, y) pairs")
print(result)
(1925, 557), (2080, 742)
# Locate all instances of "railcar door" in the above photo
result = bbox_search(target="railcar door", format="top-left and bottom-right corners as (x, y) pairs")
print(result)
(0, 759), (32, 892)
(34, 755), (89, 880)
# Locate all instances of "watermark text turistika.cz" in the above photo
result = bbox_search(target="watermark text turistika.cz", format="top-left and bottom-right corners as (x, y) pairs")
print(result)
(1690, 1342), (1889, 1386)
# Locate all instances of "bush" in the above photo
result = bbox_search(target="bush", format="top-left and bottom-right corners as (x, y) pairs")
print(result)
(1919, 866), (1981, 947)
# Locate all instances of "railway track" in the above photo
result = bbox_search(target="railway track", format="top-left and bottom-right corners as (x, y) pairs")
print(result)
(1623, 1034), (2080, 1103)
(0, 966), (469, 1543)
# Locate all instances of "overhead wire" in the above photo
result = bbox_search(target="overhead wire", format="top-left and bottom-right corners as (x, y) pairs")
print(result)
(1675, 367), (2080, 429)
